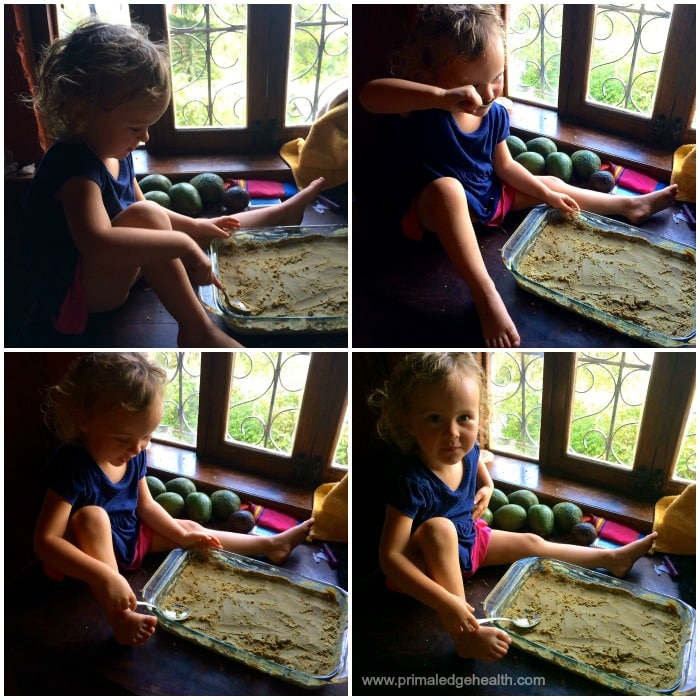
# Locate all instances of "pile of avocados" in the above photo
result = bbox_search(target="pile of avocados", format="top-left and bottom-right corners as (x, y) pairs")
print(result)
(506, 135), (615, 193)
(483, 487), (598, 544)
(146, 474), (256, 533)
(138, 172), (250, 216)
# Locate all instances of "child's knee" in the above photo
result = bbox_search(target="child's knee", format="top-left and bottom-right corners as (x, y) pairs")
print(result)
(113, 200), (171, 229)
(70, 505), (111, 537)
(414, 516), (458, 548)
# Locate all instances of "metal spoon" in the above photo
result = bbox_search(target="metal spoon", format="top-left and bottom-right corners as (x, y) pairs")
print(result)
(477, 615), (541, 629)
(474, 99), (495, 112)
(135, 601), (191, 621)
(219, 286), (251, 315)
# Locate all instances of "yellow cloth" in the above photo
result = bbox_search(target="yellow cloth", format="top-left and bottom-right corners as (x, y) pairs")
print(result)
(652, 483), (696, 555)
(308, 473), (348, 542)
(670, 144), (696, 203)
(279, 92), (347, 191)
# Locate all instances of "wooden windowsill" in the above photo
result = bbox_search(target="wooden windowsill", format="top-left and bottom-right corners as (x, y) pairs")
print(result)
(132, 150), (293, 181)
(509, 101), (674, 182)
(488, 453), (655, 533)
(145, 442), (314, 520)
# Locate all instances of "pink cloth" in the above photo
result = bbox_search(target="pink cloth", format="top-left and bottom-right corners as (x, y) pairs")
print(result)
(53, 261), (89, 334)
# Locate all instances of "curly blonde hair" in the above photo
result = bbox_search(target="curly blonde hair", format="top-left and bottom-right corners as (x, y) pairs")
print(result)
(392, 4), (505, 83)
(368, 352), (488, 455)
(44, 353), (167, 443)
(32, 20), (171, 141)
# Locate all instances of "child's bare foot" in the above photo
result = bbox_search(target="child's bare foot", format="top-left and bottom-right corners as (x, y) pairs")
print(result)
(454, 625), (511, 661)
(177, 323), (245, 348)
(266, 518), (315, 565)
(625, 185), (678, 225)
(242, 178), (327, 227)
(605, 532), (658, 578)
(473, 286), (521, 348)
(109, 608), (157, 646)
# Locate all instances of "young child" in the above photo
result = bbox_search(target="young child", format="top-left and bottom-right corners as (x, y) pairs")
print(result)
(22, 20), (326, 347)
(368, 352), (658, 662)
(359, 5), (678, 348)
(34, 352), (314, 647)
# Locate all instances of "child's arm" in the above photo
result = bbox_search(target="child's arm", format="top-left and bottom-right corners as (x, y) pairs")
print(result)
(34, 490), (136, 614)
(58, 177), (217, 286)
(135, 478), (222, 550)
(492, 140), (580, 214)
(379, 505), (479, 634)
(360, 78), (485, 115)
(473, 457), (494, 521)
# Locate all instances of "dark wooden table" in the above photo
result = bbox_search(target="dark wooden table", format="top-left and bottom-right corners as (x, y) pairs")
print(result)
(6, 543), (348, 696)
(352, 202), (695, 349)
(352, 554), (693, 695)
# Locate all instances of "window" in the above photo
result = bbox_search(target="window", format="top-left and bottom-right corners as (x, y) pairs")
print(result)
(135, 3), (348, 154)
(149, 351), (347, 488)
(504, 4), (696, 147)
(487, 351), (695, 498)
(52, 3), (349, 154)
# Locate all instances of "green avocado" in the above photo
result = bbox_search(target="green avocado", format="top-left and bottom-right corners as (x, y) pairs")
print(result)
(546, 152), (573, 183)
(516, 151), (546, 175)
(139, 173), (173, 194)
(185, 491), (212, 524)
(493, 504), (528, 531)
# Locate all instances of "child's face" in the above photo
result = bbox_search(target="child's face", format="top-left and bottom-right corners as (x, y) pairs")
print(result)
(435, 30), (505, 113)
(80, 396), (163, 468)
(405, 372), (481, 471)
(80, 93), (170, 160)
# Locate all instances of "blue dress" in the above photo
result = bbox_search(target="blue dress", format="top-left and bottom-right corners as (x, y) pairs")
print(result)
(387, 445), (480, 572)
(45, 443), (147, 568)
(393, 102), (510, 223)
(20, 141), (137, 320)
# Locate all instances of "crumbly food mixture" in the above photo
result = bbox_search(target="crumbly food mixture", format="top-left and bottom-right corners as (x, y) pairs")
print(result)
(517, 218), (695, 338)
(503, 567), (684, 690)
(218, 234), (348, 317)
(160, 557), (345, 677)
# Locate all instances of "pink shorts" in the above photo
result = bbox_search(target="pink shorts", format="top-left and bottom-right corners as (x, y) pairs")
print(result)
(400, 183), (517, 241)
(385, 518), (492, 591)
(125, 522), (154, 571)
(43, 522), (154, 581)
(53, 261), (89, 334)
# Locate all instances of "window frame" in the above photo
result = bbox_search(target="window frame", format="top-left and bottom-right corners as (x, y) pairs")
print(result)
(485, 352), (695, 499)
(503, 4), (696, 148)
(131, 4), (320, 155)
(183, 352), (347, 489)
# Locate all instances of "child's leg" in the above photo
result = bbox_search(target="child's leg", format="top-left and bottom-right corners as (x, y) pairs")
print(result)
(234, 177), (327, 228)
(415, 177), (520, 348)
(513, 177), (678, 225)
(80, 201), (243, 348)
(69, 506), (157, 646)
(482, 529), (658, 578)
(149, 518), (315, 566)
(408, 517), (512, 661)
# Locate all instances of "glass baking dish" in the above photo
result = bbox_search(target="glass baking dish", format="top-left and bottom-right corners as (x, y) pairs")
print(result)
(198, 225), (348, 335)
(501, 205), (696, 347)
(483, 557), (696, 695)
(141, 548), (348, 688)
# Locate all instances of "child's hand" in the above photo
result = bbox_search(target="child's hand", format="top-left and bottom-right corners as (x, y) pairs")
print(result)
(547, 191), (580, 215)
(181, 530), (223, 550)
(443, 85), (489, 115)
(473, 485), (493, 521)
(183, 244), (218, 287)
(189, 216), (241, 246)
(437, 592), (479, 635)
